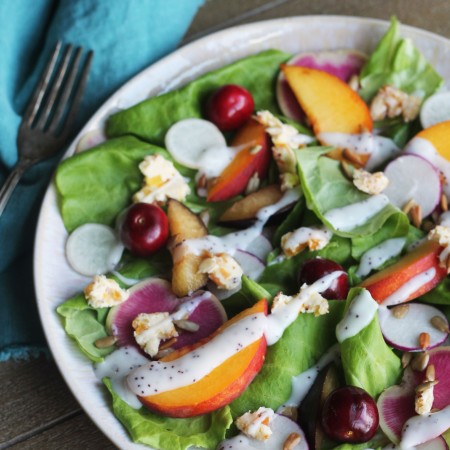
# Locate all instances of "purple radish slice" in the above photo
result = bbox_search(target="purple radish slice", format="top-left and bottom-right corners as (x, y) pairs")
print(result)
(383, 154), (441, 217)
(234, 250), (265, 281)
(106, 278), (178, 347)
(217, 413), (308, 450)
(276, 49), (367, 122)
(378, 303), (448, 352)
(423, 346), (450, 410)
(245, 234), (273, 261)
(169, 290), (227, 350)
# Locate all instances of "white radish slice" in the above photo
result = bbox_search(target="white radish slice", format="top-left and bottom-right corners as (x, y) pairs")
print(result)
(164, 118), (227, 169)
(206, 281), (240, 301)
(217, 413), (308, 450)
(66, 223), (124, 277)
(417, 437), (450, 450)
(244, 234), (273, 261)
(277, 50), (367, 121)
(383, 154), (441, 217)
(378, 303), (448, 352)
(234, 250), (265, 281)
(75, 129), (107, 153)
(420, 91), (450, 129)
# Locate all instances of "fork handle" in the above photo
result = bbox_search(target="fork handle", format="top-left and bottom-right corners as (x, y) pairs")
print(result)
(0, 158), (35, 217)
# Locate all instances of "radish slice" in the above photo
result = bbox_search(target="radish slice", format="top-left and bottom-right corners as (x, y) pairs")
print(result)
(217, 413), (308, 449)
(245, 234), (273, 261)
(420, 91), (450, 129)
(378, 303), (448, 352)
(75, 129), (107, 153)
(418, 437), (450, 450)
(234, 250), (265, 281)
(164, 118), (227, 169)
(382, 154), (441, 217)
(277, 50), (367, 122)
(65, 223), (124, 277)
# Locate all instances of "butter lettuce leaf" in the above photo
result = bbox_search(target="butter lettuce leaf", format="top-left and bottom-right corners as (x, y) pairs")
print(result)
(105, 379), (232, 450)
(296, 147), (408, 239)
(359, 17), (443, 102)
(106, 49), (290, 144)
(230, 301), (345, 418)
(340, 288), (402, 398)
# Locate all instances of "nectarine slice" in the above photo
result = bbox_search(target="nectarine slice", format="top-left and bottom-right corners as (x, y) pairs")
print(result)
(359, 240), (446, 305)
(138, 299), (268, 417)
(281, 65), (373, 136)
(414, 120), (450, 161)
(207, 119), (271, 202)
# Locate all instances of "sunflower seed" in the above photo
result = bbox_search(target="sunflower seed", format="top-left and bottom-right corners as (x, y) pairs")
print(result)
(426, 364), (436, 382)
(283, 432), (301, 450)
(392, 304), (410, 319)
(430, 315), (450, 334)
(411, 351), (429, 372)
(94, 335), (117, 348)
(402, 352), (412, 368)
(173, 319), (200, 332)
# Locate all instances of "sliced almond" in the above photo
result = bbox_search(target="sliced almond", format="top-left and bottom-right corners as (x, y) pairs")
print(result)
(283, 432), (301, 450)
(392, 304), (410, 319)
(411, 351), (430, 372)
(173, 319), (200, 333)
(426, 364), (436, 382)
(343, 148), (365, 167)
(159, 336), (178, 350)
(430, 315), (450, 334)
(416, 379), (438, 394)
(441, 194), (448, 212)
(410, 204), (423, 228)
(94, 335), (117, 348)
(402, 198), (417, 215)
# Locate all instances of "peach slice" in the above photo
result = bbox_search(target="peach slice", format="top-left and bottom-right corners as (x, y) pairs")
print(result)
(167, 199), (208, 297)
(281, 65), (373, 136)
(139, 299), (268, 417)
(207, 118), (271, 202)
(414, 120), (450, 161)
(359, 240), (447, 305)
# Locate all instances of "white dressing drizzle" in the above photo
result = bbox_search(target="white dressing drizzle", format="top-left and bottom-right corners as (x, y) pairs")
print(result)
(399, 405), (450, 449)
(336, 289), (379, 342)
(197, 145), (238, 179)
(382, 268), (436, 306)
(179, 187), (301, 259)
(318, 132), (400, 170)
(94, 346), (149, 409)
(279, 343), (340, 408)
(323, 194), (389, 232)
(127, 312), (266, 396)
(265, 271), (344, 345)
(405, 137), (450, 197)
(356, 237), (406, 278)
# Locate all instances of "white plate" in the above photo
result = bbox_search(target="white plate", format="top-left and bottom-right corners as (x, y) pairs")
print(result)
(34, 16), (450, 450)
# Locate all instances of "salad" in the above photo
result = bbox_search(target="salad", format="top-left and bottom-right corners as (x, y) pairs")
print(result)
(54, 17), (450, 450)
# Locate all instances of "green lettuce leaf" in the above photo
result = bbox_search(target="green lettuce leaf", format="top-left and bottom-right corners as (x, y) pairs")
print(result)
(359, 17), (443, 102)
(230, 301), (345, 418)
(104, 379), (232, 450)
(296, 147), (407, 239)
(340, 288), (402, 398)
(106, 50), (290, 144)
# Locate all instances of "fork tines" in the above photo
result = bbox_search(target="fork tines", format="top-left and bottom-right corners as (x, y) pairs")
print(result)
(23, 42), (93, 137)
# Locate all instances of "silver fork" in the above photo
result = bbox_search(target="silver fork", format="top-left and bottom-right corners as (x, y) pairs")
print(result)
(0, 42), (93, 216)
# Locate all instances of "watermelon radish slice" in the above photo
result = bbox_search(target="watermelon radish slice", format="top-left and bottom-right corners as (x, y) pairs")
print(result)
(276, 49), (367, 122)
(234, 250), (265, 281)
(420, 91), (450, 129)
(378, 303), (449, 352)
(217, 413), (308, 449)
(66, 223), (124, 277)
(418, 437), (450, 450)
(106, 280), (227, 353)
(383, 154), (441, 217)
(106, 278), (178, 347)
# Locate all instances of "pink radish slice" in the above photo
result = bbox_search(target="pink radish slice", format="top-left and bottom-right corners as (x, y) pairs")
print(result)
(170, 290), (227, 350)
(424, 347), (450, 410)
(377, 380), (417, 444)
(383, 154), (441, 217)
(245, 234), (273, 261)
(106, 278), (178, 347)
(276, 49), (367, 122)
(378, 303), (448, 352)
(234, 250), (265, 281)
(75, 129), (107, 153)
(217, 413), (308, 449)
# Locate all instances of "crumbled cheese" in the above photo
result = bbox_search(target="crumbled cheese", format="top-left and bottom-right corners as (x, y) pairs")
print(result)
(198, 253), (243, 290)
(235, 407), (274, 441)
(132, 312), (178, 357)
(272, 286), (329, 317)
(370, 85), (421, 122)
(133, 154), (190, 204)
(84, 275), (129, 308)
(353, 168), (389, 195)
(281, 226), (332, 257)
(415, 381), (437, 415)
(256, 110), (314, 191)
(245, 172), (260, 195)
(428, 225), (450, 268)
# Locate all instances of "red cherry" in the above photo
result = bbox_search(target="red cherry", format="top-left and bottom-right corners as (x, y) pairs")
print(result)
(120, 203), (169, 257)
(205, 84), (255, 131)
(321, 386), (379, 443)
(298, 257), (349, 300)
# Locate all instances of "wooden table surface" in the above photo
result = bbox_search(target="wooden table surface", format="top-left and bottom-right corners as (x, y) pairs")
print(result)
(2, 1), (450, 449)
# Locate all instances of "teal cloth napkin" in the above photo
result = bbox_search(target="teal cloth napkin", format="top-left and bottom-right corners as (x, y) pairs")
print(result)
(0, 0), (204, 360)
